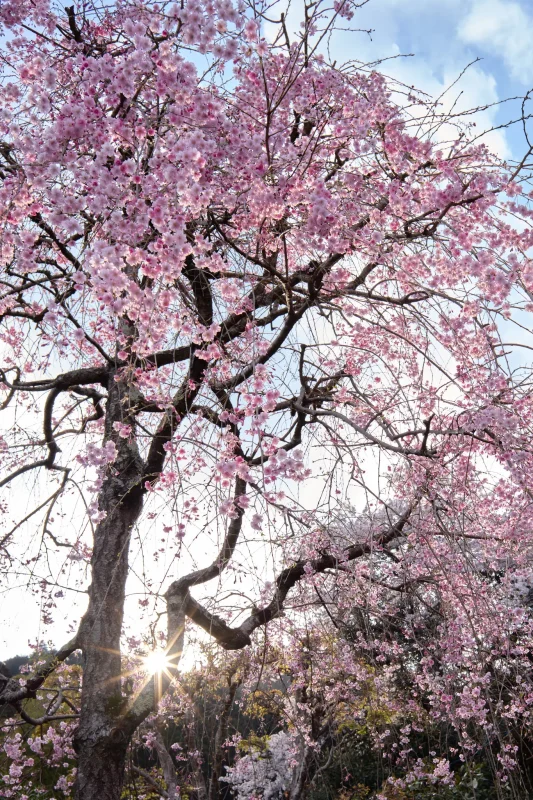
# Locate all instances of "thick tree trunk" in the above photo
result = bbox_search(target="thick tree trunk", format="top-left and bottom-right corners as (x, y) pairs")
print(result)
(73, 376), (145, 800)
(74, 736), (130, 800)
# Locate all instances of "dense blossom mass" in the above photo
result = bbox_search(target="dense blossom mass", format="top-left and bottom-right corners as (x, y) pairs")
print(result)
(2, 0), (533, 797)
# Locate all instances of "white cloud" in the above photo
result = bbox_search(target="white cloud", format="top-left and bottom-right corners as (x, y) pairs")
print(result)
(391, 60), (510, 158)
(459, 0), (533, 85)
(275, 0), (513, 158)
(340, 33), (510, 158)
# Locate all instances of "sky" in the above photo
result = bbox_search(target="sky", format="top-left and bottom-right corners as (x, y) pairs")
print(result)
(326, 0), (533, 161)
(3, 0), (533, 661)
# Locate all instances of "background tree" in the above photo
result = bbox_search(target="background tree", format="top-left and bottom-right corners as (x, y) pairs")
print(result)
(2, 0), (533, 797)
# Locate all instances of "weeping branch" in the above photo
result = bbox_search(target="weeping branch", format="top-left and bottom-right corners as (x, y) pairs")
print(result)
(165, 506), (413, 651)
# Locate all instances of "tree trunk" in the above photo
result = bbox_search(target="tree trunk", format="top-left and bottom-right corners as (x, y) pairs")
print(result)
(208, 676), (240, 800)
(154, 727), (179, 800)
(73, 376), (145, 800)
(289, 737), (315, 800)
(74, 735), (131, 800)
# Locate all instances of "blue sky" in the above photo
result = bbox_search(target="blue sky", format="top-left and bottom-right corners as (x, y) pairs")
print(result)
(316, 0), (533, 162)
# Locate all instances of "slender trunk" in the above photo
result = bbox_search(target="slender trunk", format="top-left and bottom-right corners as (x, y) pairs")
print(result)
(289, 737), (315, 800)
(73, 376), (145, 800)
(208, 677), (240, 800)
(289, 728), (331, 800)
(288, 687), (326, 800)
(154, 727), (179, 800)
(191, 751), (208, 800)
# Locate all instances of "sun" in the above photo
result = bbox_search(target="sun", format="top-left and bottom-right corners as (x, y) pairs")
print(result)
(143, 649), (172, 675)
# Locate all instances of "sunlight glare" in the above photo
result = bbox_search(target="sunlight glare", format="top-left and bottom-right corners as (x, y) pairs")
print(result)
(144, 649), (171, 675)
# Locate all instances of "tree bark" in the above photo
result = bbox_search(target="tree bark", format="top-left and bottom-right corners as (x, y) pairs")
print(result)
(208, 676), (240, 800)
(73, 375), (145, 800)
(154, 727), (179, 800)
(288, 738), (316, 800)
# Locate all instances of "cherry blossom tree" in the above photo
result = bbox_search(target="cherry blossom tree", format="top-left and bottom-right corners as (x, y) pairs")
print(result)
(2, 0), (533, 797)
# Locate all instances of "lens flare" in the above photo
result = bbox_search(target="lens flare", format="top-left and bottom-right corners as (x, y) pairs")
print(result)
(144, 649), (171, 675)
